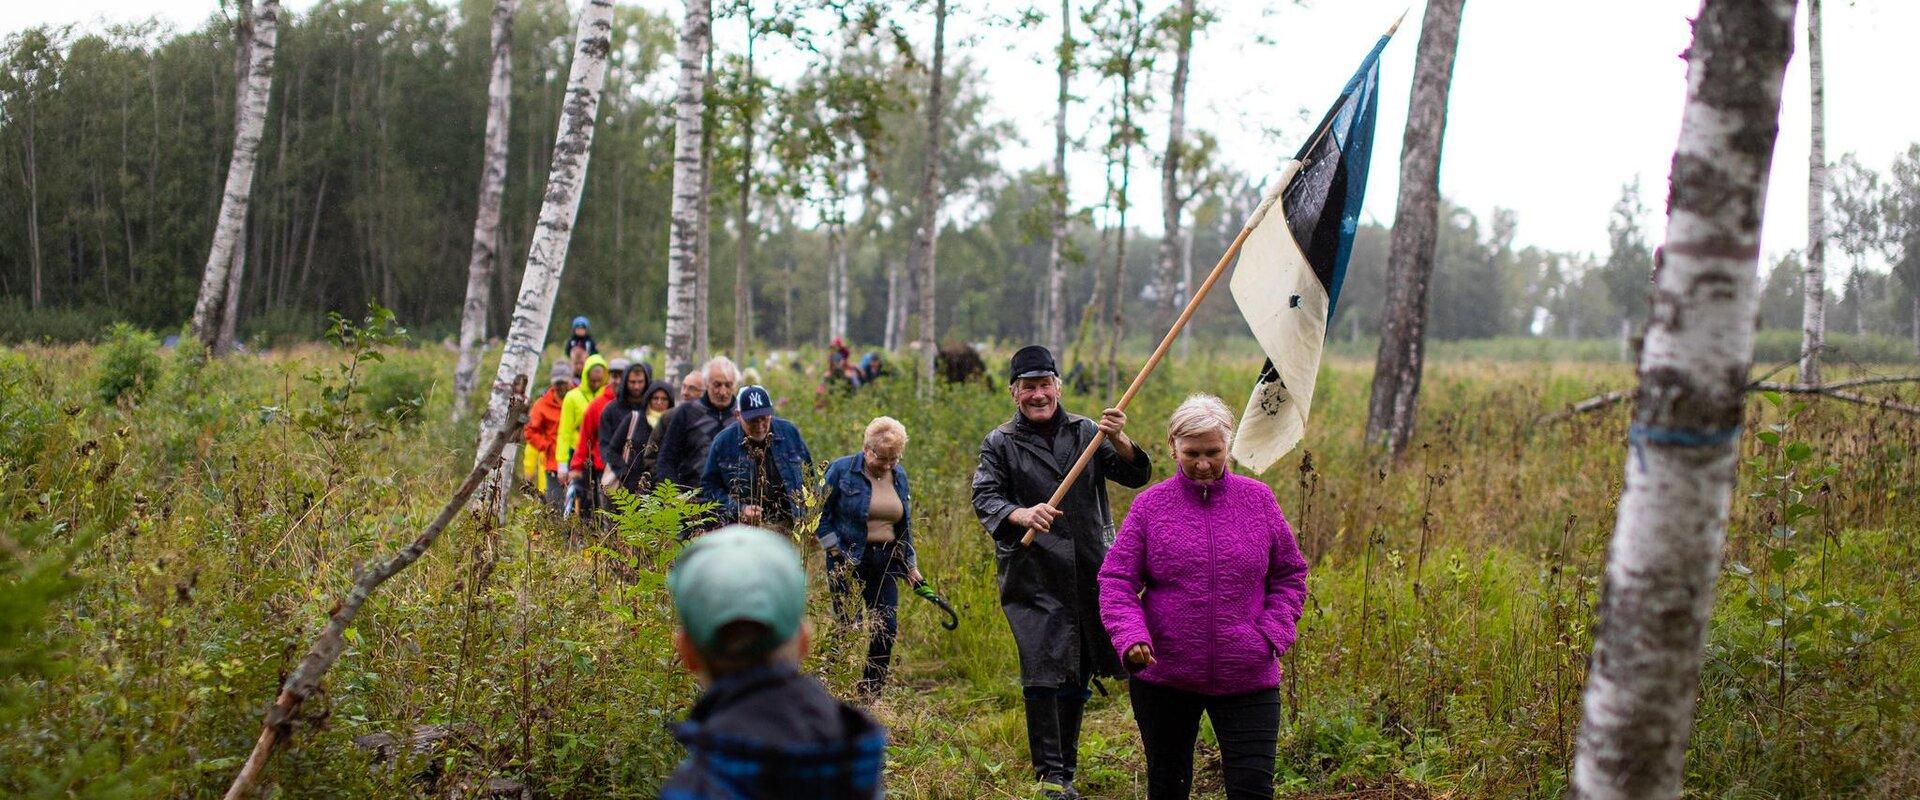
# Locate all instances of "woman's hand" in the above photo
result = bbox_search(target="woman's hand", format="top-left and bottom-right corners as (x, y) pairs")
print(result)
(1125, 643), (1155, 669)
(907, 566), (925, 586)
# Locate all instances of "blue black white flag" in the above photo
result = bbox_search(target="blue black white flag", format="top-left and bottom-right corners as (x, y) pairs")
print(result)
(1230, 28), (1389, 472)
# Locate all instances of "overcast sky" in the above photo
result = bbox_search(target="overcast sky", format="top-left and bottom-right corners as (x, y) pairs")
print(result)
(8, 0), (1918, 284)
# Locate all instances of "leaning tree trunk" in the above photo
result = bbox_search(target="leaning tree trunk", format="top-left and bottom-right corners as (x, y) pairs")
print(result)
(215, 0), (256, 357)
(733, 4), (757, 357)
(910, 0), (948, 390)
(189, 0), (279, 348)
(453, 0), (518, 421)
(1155, 0), (1195, 332)
(1364, 0), (1465, 455)
(1798, 0), (1826, 383)
(663, 0), (711, 382)
(1570, 2), (1797, 798)
(474, 0), (616, 490)
(1045, 0), (1073, 356)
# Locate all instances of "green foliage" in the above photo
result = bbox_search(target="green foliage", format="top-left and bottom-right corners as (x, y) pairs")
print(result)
(4, 344), (1918, 798)
(360, 361), (434, 426)
(91, 323), (160, 405)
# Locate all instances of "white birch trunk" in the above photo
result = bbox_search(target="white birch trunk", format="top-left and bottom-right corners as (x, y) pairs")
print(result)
(910, 0), (948, 389)
(1045, 0), (1072, 356)
(1179, 203), (1196, 359)
(215, 0), (255, 357)
(884, 258), (900, 352)
(1570, 1), (1797, 797)
(663, 0), (711, 382)
(189, 0), (278, 348)
(475, 0), (616, 479)
(453, 0), (517, 421)
(1156, 0), (1195, 330)
(1798, 0), (1826, 383)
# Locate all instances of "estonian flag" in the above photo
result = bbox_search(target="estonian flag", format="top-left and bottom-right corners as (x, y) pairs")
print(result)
(1230, 30), (1388, 473)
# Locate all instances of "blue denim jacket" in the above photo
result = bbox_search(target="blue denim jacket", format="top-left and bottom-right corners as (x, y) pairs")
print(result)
(700, 419), (813, 523)
(815, 453), (916, 571)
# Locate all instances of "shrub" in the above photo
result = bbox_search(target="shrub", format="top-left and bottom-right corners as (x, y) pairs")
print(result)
(0, 300), (118, 344)
(93, 324), (162, 406)
(360, 359), (434, 425)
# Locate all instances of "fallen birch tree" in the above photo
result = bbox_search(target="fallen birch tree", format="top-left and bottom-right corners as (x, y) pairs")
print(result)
(224, 376), (531, 800)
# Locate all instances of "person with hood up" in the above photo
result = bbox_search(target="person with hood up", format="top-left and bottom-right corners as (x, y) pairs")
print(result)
(971, 344), (1152, 800)
(575, 359), (641, 510)
(701, 386), (812, 533)
(661, 524), (886, 800)
(566, 315), (598, 356)
(522, 363), (574, 509)
(557, 353), (610, 514)
(600, 363), (670, 495)
(1098, 394), (1308, 800)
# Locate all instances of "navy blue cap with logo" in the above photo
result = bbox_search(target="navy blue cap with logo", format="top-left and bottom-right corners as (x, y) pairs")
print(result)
(738, 385), (774, 420)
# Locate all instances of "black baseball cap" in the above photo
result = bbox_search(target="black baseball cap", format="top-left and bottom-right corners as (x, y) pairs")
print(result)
(1009, 345), (1059, 382)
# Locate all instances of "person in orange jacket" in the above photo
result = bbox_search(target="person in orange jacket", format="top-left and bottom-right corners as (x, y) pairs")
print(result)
(524, 363), (575, 510)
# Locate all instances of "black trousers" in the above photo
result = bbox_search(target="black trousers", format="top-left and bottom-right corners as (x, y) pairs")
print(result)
(1128, 679), (1280, 800)
(826, 543), (900, 694)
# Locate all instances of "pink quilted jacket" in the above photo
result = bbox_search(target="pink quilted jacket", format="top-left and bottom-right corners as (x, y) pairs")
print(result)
(1097, 470), (1309, 696)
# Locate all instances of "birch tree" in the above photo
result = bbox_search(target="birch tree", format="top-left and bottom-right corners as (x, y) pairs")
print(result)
(1798, 0), (1826, 383)
(452, 0), (517, 420)
(664, 0), (712, 381)
(1044, 0), (1075, 355)
(909, 0), (948, 389)
(474, 0), (616, 477)
(214, 0), (255, 356)
(188, 0), (278, 348)
(1570, 1), (1798, 797)
(1154, 0), (1196, 331)
(1364, 0), (1465, 455)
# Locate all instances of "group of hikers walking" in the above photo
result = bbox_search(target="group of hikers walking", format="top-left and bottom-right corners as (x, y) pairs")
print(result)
(520, 320), (1308, 800)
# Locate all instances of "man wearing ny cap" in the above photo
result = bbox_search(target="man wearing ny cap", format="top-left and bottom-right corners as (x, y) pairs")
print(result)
(971, 344), (1152, 800)
(701, 385), (813, 532)
(662, 525), (886, 800)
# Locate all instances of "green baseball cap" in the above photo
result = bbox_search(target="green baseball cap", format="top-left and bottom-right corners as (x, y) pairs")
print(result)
(667, 525), (808, 657)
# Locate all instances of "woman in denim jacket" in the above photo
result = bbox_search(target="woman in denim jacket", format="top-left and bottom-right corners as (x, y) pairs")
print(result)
(816, 416), (922, 696)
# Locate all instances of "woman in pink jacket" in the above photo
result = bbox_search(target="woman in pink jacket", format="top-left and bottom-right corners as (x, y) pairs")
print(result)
(1098, 394), (1309, 800)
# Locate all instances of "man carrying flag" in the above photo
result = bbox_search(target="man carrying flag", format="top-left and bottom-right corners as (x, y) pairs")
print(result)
(1228, 21), (1389, 474)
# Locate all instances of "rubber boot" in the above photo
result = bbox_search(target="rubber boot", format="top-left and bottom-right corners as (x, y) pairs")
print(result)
(1023, 692), (1068, 799)
(1055, 693), (1087, 800)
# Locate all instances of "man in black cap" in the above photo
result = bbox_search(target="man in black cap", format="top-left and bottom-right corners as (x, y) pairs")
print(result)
(971, 344), (1152, 800)
(702, 385), (813, 533)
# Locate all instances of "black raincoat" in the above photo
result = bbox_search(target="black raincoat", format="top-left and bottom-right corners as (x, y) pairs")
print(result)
(971, 407), (1153, 687)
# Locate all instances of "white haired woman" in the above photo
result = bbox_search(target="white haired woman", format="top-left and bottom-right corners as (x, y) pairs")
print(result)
(1098, 394), (1309, 799)
(816, 416), (923, 697)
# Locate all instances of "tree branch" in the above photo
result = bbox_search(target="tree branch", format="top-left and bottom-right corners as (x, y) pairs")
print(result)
(1542, 375), (1920, 422)
(224, 375), (531, 800)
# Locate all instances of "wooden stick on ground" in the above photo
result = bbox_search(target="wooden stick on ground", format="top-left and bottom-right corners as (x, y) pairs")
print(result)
(1018, 177), (1286, 548)
(1541, 375), (1920, 422)
(224, 375), (532, 800)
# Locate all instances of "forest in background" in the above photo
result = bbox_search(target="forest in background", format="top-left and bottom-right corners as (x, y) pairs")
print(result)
(3, 0), (1917, 358)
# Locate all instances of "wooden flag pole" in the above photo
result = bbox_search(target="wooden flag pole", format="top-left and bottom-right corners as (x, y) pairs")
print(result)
(1016, 11), (1404, 546)
(1019, 177), (1288, 547)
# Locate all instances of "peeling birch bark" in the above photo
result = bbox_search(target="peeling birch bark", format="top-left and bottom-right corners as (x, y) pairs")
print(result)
(453, 0), (517, 421)
(189, 0), (278, 348)
(1571, 2), (1798, 798)
(663, 0), (710, 382)
(474, 0), (616, 481)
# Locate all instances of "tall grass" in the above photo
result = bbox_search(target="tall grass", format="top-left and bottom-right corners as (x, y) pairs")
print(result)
(1, 342), (1914, 798)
